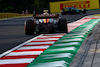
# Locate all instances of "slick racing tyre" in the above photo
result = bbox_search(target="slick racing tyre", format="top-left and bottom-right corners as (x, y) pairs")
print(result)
(25, 20), (35, 35)
(61, 12), (65, 15)
(58, 19), (68, 33)
(82, 9), (87, 14)
(82, 10), (86, 14)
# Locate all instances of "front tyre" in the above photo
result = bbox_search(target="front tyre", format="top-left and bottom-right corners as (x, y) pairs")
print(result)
(25, 20), (35, 35)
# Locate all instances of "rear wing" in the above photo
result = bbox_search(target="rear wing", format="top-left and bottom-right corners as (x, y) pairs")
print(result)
(34, 14), (59, 19)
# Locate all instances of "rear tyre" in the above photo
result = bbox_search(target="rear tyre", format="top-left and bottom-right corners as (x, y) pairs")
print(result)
(58, 19), (68, 33)
(82, 11), (86, 14)
(25, 20), (35, 35)
(82, 9), (87, 14)
(61, 11), (65, 15)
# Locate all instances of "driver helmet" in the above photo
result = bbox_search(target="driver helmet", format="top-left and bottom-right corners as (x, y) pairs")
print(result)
(43, 10), (49, 14)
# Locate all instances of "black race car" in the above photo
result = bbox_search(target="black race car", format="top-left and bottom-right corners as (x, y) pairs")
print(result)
(24, 14), (68, 35)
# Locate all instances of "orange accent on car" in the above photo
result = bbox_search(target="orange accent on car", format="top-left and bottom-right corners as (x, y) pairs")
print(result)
(43, 19), (49, 23)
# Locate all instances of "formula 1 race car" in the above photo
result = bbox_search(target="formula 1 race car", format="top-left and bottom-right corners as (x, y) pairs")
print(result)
(25, 14), (68, 35)
(61, 7), (87, 15)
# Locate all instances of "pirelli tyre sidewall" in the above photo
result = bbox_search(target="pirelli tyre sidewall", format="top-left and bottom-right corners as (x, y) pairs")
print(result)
(25, 20), (35, 35)
(58, 19), (67, 33)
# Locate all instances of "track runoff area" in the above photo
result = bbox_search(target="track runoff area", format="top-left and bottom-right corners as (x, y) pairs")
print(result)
(0, 15), (100, 67)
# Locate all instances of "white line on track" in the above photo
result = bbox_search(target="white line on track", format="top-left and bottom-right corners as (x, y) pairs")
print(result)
(59, 38), (82, 42)
(51, 47), (76, 51)
(0, 34), (43, 58)
(6, 51), (43, 56)
(17, 46), (49, 50)
(34, 38), (60, 41)
(27, 41), (55, 45)
(54, 42), (80, 46)
(0, 58), (34, 64)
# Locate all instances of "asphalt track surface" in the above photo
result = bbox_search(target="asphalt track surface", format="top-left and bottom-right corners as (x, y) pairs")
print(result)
(0, 10), (100, 54)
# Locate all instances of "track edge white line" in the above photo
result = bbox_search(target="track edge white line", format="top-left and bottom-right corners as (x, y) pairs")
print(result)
(0, 34), (43, 58)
